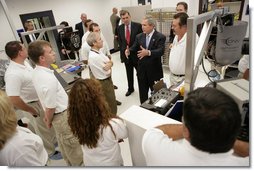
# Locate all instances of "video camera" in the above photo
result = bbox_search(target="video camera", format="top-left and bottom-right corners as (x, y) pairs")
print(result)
(59, 26), (81, 51)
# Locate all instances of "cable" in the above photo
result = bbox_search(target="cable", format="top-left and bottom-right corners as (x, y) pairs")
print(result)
(201, 55), (213, 83)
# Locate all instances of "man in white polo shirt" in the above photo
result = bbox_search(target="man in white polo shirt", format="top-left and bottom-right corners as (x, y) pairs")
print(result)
(87, 32), (117, 115)
(168, 12), (199, 86)
(4, 41), (58, 159)
(28, 40), (83, 166)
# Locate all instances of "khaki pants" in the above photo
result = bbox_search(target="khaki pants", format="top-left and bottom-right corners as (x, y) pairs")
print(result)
(52, 111), (83, 166)
(99, 77), (117, 115)
(28, 101), (57, 156)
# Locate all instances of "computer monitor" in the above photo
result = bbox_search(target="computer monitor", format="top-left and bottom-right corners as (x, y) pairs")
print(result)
(165, 100), (183, 122)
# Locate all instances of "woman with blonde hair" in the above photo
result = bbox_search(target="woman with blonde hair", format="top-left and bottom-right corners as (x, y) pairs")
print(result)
(0, 90), (48, 166)
(68, 78), (127, 166)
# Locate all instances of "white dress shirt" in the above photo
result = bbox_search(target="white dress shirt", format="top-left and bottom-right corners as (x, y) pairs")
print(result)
(82, 118), (128, 166)
(32, 65), (68, 113)
(0, 126), (48, 166)
(4, 60), (38, 103)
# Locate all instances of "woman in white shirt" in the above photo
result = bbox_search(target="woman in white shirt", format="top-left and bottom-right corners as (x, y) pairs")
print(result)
(0, 90), (48, 166)
(67, 79), (128, 166)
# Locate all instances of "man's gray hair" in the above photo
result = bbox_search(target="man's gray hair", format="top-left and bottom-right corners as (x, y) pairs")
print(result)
(144, 15), (156, 27)
(86, 32), (99, 47)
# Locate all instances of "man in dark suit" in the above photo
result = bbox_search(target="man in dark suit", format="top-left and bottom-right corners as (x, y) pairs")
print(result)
(75, 13), (87, 43)
(126, 15), (166, 104)
(117, 10), (142, 97)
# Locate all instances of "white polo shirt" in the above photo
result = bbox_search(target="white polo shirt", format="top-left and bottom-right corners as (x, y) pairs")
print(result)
(81, 32), (111, 61)
(238, 55), (249, 73)
(0, 126), (48, 166)
(81, 31), (90, 45)
(4, 60), (38, 103)
(82, 118), (128, 166)
(88, 50), (111, 80)
(169, 33), (199, 75)
(142, 128), (249, 166)
(100, 33), (111, 56)
(32, 65), (68, 113)
(80, 41), (91, 61)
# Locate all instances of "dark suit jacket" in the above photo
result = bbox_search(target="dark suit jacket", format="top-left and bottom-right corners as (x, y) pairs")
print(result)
(130, 30), (166, 81)
(117, 22), (142, 63)
(75, 22), (84, 41)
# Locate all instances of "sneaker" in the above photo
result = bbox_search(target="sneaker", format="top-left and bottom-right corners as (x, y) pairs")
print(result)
(49, 151), (63, 160)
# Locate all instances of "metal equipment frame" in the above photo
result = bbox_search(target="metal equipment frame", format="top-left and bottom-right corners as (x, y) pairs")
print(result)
(184, 10), (222, 97)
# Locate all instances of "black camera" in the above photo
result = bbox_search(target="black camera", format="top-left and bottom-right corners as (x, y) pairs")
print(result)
(60, 26), (81, 51)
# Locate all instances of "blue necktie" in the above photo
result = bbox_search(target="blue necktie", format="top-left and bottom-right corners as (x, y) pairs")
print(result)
(146, 35), (150, 49)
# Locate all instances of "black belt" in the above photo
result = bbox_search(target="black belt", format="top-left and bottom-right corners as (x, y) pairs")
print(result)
(98, 77), (110, 81)
(27, 101), (38, 104)
(54, 109), (66, 115)
(172, 73), (185, 77)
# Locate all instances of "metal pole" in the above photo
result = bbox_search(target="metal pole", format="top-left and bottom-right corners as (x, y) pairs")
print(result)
(184, 11), (222, 98)
(0, 0), (19, 40)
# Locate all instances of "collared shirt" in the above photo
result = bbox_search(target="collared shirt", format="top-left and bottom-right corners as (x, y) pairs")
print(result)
(88, 50), (111, 80)
(81, 32), (110, 61)
(5, 60), (39, 103)
(100, 33), (111, 56)
(80, 41), (91, 61)
(82, 118), (128, 166)
(125, 22), (132, 38)
(29, 34), (36, 42)
(238, 55), (249, 73)
(82, 22), (86, 36)
(0, 126), (48, 166)
(169, 33), (199, 75)
(81, 31), (91, 45)
(142, 128), (249, 166)
(32, 65), (68, 113)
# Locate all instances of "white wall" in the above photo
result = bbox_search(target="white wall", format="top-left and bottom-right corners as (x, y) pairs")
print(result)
(0, 0), (130, 52)
(0, 2), (16, 52)
(151, 0), (200, 16)
(0, 0), (200, 52)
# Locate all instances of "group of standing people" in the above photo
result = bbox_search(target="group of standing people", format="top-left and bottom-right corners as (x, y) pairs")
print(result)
(1, 12), (129, 165)
(109, 3), (191, 104)
(108, 5), (249, 166)
(1, 39), (127, 166)
(111, 8), (166, 104)
(0, 1), (249, 166)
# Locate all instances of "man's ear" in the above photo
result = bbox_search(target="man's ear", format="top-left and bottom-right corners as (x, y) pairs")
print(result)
(39, 55), (44, 62)
(18, 50), (23, 56)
